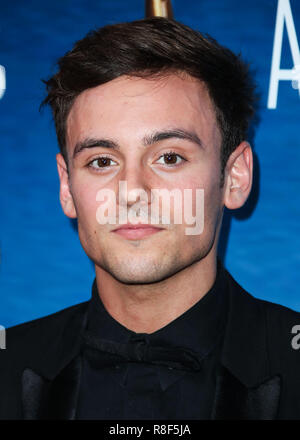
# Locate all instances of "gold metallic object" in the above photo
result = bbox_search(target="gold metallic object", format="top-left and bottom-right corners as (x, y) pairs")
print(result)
(145, 0), (174, 19)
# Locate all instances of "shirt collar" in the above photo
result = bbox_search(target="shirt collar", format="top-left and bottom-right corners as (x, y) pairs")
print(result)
(86, 258), (228, 359)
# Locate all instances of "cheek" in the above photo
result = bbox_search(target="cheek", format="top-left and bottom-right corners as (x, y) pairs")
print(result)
(153, 175), (205, 229)
(71, 178), (101, 227)
(176, 172), (222, 234)
(202, 179), (223, 235)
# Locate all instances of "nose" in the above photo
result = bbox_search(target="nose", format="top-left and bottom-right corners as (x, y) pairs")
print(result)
(116, 164), (153, 211)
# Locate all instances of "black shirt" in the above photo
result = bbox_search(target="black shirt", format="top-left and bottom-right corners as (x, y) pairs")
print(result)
(76, 261), (228, 420)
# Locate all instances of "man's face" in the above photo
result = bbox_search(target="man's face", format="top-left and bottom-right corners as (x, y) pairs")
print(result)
(62, 73), (225, 284)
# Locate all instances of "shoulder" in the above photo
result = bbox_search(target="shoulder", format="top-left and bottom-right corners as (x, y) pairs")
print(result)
(226, 268), (300, 366)
(256, 297), (300, 363)
(256, 295), (300, 355)
(0, 301), (89, 370)
(5, 300), (89, 334)
(5, 300), (89, 341)
(226, 267), (300, 323)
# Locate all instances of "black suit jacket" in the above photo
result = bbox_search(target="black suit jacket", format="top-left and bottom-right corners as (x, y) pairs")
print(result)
(1, 269), (300, 419)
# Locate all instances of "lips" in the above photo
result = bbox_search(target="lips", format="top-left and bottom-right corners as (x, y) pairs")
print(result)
(112, 224), (164, 239)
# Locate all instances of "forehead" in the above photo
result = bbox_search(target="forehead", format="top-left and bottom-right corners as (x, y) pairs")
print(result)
(66, 73), (220, 151)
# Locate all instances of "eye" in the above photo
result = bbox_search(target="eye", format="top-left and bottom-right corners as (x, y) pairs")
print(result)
(155, 151), (186, 166)
(87, 156), (118, 170)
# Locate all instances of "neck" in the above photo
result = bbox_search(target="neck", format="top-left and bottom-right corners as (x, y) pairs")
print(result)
(94, 252), (218, 334)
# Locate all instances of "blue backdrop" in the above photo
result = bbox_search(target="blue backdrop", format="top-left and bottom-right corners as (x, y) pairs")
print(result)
(1, 0), (300, 327)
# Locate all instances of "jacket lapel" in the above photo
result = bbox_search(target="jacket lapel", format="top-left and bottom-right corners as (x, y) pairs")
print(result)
(22, 355), (82, 420)
(211, 365), (281, 419)
(21, 303), (89, 420)
(211, 269), (282, 419)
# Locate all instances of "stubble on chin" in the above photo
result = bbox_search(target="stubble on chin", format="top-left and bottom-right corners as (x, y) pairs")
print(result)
(94, 236), (211, 286)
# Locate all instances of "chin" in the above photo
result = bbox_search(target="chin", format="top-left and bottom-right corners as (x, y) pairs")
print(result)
(98, 253), (196, 285)
(106, 265), (172, 285)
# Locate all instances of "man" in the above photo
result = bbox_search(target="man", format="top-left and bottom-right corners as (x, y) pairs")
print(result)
(1, 17), (300, 420)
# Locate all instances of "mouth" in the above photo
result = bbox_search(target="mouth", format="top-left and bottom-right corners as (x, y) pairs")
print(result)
(111, 224), (165, 240)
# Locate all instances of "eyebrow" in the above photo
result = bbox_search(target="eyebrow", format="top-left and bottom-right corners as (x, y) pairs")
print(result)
(73, 138), (119, 158)
(143, 129), (203, 149)
(72, 128), (203, 159)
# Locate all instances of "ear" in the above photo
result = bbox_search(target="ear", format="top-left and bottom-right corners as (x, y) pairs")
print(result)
(223, 141), (253, 210)
(56, 153), (77, 218)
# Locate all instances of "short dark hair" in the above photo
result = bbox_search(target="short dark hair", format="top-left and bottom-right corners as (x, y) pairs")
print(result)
(41, 17), (257, 184)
